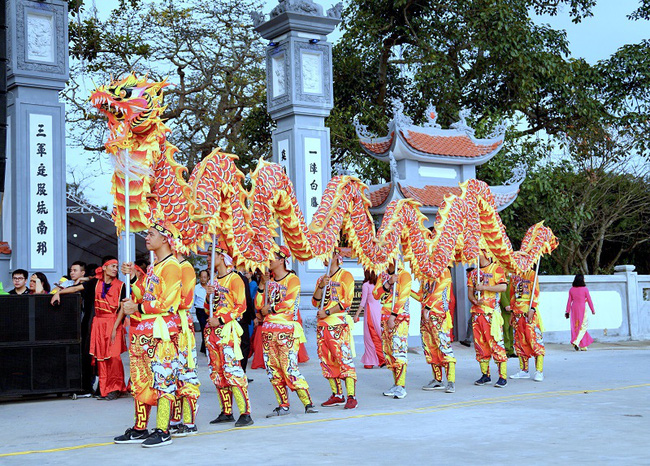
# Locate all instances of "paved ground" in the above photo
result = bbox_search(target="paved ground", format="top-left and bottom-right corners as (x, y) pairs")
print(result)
(1, 337), (649, 464)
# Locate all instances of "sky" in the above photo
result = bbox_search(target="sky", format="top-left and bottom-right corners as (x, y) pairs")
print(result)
(68, 0), (649, 209)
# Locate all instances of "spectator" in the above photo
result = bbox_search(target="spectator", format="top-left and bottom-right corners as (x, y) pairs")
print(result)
(194, 269), (209, 354)
(134, 258), (149, 280)
(29, 272), (51, 294)
(566, 274), (596, 351)
(354, 269), (384, 369)
(9, 269), (30, 294)
(54, 261), (88, 291)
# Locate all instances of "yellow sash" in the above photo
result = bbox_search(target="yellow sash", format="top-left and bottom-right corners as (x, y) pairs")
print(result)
(178, 309), (195, 369)
(490, 309), (504, 341)
(133, 312), (172, 341)
(220, 320), (244, 360)
(442, 311), (453, 333)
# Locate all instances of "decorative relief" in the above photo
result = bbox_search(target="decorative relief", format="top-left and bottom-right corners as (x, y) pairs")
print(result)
(27, 13), (54, 62)
(270, 0), (324, 18)
(450, 109), (476, 137)
(249, 10), (266, 27)
(272, 54), (287, 98)
(13, 2), (67, 76)
(301, 52), (322, 94)
(293, 42), (332, 104)
(326, 2), (343, 19)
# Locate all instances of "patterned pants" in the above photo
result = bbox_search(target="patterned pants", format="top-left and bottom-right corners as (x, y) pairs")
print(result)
(262, 324), (311, 407)
(317, 323), (357, 380)
(472, 313), (507, 378)
(171, 327), (201, 425)
(205, 325), (250, 416)
(381, 316), (409, 386)
(421, 312), (456, 382)
(513, 313), (545, 372)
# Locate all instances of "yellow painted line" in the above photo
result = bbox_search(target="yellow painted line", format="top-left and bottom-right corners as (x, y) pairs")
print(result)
(2, 382), (648, 458)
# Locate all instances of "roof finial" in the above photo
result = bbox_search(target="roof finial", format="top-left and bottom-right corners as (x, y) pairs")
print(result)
(391, 98), (413, 129)
(423, 103), (441, 129)
(389, 153), (400, 181)
(353, 114), (378, 139)
(450, 109), (475, 137)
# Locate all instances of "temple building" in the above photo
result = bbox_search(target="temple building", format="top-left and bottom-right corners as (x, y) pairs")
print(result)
(354, 100), (525, 341)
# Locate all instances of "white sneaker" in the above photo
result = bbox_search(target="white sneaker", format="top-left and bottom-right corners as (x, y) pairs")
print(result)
(509, 370), (530, 379)
(422, 379), (444, 391)
(393, 386), (407, 399)
(533, 371), (544, 382)
(383, 385), (398, 397)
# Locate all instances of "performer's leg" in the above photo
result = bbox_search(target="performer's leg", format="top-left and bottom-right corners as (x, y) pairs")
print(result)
(272, 384), (290, 408)
(446, 362), (456, 383)
(170, 397), (182, 426)
(218, 387), (233, 415)
(134, 400), (151, 430)
(232, 385), (251, 415)
(296, 388), (313, 407)
(479, 360), (490, 377)
(345, 377), (356, 397)
(431, 364), (443, 382)
(519, 357), (529, 372)
(182, 396), (198, 427)
(156, 396), (172, 432)
(535, 355), (544, 373)
(328, 378), (343, 395)
(497, 362), (507, 380)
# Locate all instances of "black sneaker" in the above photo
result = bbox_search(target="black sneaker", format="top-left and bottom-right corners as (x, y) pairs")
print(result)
(105, 391), (120, 401)
(210, 412), (235, 424)
(170, 423), (186, 438)
(304, 404), (319, 414)
(184, 425), (198, 435)
(266, 406), (290, 418)
(235, 414), (254, 427)
(114, 427), (150, 444)
(494, 377), (508, 388)
(474, 374), (491, 386)
(141, 428), (172, 448)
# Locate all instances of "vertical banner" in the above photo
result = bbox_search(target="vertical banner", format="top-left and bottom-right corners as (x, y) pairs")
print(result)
(29, 114), (55, 270)
(304, 137), (324, 271)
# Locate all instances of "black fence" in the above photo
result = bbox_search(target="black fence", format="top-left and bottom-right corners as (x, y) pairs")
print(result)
(0, 294), (82, 397)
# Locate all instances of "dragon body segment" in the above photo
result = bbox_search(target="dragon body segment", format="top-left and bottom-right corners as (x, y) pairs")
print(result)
(91, 74), (557, 279)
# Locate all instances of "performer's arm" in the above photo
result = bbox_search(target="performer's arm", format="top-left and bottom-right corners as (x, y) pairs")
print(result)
(335, 271), (355, 314)
(393, 271), (412, 315)
(311, 275), (327, 307)
(221, 275), (246, 324)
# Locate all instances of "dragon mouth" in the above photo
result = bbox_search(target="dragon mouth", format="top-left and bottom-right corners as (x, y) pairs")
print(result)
(91, 94), (128, 120)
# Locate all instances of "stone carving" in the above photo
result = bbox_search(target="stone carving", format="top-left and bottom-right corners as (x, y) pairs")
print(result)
(389, 153), (400, 181)
(249, 11), (266, 27)
(422, 103), (442, 129)
(391, 98), (413, 129)
(333, 163), (353, 176)
(327, 2), (343, 19)
(270, 0), (324, 18)
(27, 13), (54, 62)
(301, 52), (322, 94)
(488, 121), (507, 139)
(272, 55), (287, 97)
(504, 163), (528, 186)
(352, 115), (378, 139)
(292, 42), (332, 105)
(450, 109), (476, 137)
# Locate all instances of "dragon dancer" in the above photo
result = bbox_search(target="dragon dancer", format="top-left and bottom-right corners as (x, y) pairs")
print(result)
(204, 242), (254, 428)
(373, 260), (412, 399)
(114, 218), (183, 448)
(467, 250), (508, 388)
(255, 246), (319, 417)
(312, 249), (358, 410)
(412, 267), (456, 394)
(169, 254), (201, 436)
(508, 269), (545, 382)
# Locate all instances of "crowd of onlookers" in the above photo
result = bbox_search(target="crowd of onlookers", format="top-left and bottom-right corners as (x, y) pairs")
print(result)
(4, 261), (93, 295)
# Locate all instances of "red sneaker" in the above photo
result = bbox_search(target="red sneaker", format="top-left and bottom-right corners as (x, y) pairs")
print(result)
(321, 394), (345, 407)
(344, 397), (358, 410)
(363, 365), (373, 369)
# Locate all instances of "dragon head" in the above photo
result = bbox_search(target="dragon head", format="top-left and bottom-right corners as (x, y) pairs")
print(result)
(90, 73), (169, 149)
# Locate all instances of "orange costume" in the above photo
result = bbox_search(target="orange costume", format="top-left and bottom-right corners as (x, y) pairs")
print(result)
(170, 260), (201, 430)
(313, 267), (357, 403)
(413, 268), (456, 387)
(129, 254), (182, 431)
(509, 270), (545, 376)
(373, 268), (412, 393)
(254, 271), (314, 410)
(89, 274), (127, 397)
(467, 262), (508, 380)
(205, 271), (251, 418)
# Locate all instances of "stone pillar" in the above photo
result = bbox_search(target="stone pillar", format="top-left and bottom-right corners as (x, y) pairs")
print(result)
(254, 1), (342, 306)
(5, 0), (69, 283)
(614, 265), (639, 340)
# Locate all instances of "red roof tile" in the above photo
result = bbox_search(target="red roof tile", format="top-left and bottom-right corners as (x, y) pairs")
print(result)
(368, 185), (391, 208)
(0, 241), (11, 255)
(359, 132), (394, 155)
(399, 184), (517, 209)
(402, 131), (502, 158)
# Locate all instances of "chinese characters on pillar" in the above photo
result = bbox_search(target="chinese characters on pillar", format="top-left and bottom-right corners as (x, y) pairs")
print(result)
(30, 114), (55, 269)
(278, 139), (290, 176)
(304, 137), (324, 224)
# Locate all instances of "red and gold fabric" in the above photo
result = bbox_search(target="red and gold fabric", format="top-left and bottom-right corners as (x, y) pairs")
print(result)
(128, 254), (182, 407)
(467, 262), (507, 374)
(204, 272), (248, 398)
(89, 277), (127, 397)
(413, 269), (456, 381)
(374, 269), (412, 386)
(254, 273), (311, 399)
(313, 268), (357, 381)
(172, 260), (200, 425)
(510, 270), (545, 365)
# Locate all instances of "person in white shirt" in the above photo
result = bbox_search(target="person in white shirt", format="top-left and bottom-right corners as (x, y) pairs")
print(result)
(194, 269), (209, 354)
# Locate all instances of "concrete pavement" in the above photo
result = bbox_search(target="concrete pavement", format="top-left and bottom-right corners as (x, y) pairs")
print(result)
(1, 338), (649, 464)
